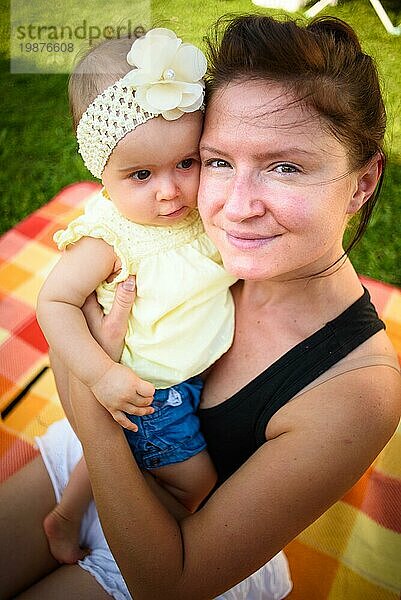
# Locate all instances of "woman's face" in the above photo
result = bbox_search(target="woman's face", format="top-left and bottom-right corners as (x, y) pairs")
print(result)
(198, 81), (364, 281)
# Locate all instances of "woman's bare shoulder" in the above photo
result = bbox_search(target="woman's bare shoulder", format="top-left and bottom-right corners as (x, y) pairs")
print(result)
(267, 330), (401, 452)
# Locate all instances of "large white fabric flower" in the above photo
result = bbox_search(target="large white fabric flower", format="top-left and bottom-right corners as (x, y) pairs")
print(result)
(123, 28), (207, 120)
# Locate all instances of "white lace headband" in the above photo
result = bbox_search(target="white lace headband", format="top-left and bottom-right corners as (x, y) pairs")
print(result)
(76, 28), (207, 179)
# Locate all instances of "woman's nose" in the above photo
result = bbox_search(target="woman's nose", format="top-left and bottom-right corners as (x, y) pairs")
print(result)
(156, 176), (180, 202)
(223, 175), (265, 222)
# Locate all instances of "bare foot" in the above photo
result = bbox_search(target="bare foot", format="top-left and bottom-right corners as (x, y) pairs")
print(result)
(43, 506), (89, 564)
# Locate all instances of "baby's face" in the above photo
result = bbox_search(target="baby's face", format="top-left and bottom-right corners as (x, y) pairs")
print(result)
(102, 112), (203, 226)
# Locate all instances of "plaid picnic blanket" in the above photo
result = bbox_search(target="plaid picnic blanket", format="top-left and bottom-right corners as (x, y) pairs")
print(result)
(0, 183), (400, 598)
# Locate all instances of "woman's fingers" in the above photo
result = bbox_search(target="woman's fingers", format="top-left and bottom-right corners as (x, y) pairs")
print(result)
(100, 277), (136, 360)
(106, 276), (136, 337)
(83, 276), (136, 361)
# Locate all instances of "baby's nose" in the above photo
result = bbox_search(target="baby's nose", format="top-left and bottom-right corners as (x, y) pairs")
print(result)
(157, 177), (180, 201)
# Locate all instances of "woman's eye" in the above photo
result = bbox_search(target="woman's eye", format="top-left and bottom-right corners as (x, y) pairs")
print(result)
(178, 158), (194, 169)
(131, 169), (151, 181)
(274, 164), (299, 174)
(204, 159), (232, 169)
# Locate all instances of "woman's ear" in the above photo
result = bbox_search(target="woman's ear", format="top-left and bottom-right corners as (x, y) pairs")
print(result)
(346, 153), (383, 215)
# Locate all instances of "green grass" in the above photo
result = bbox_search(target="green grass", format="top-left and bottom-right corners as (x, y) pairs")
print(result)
(1, 0), (400, 284)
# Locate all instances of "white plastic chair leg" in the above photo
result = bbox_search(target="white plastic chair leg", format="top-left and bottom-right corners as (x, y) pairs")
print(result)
(304, 0), (337, 18)
(304, 0), (400, 36)
(369, 0), (401, 35)
(251, 0), (307, 10)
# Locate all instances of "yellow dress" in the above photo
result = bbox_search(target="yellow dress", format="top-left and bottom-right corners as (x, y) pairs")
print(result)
(54, 192), (236, 389)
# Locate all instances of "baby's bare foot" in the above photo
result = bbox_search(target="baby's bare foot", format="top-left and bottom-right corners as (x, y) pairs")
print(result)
(43, 507), (88, 564)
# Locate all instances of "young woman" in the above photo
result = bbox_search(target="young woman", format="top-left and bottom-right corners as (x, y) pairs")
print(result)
(1, 15), (400, 600)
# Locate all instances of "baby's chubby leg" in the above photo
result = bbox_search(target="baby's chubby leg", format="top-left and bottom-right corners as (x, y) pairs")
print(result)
(125, 378), (217, 512)
(43, 457), (92, 564)
(44, 351), (93, 563)
(151, 450), (217, 513)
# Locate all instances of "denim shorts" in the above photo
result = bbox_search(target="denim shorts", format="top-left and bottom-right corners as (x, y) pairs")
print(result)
(123, 376), (207, 470)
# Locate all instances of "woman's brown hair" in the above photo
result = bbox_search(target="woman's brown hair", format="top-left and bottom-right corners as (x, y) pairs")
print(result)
(205, 15), (386, 254)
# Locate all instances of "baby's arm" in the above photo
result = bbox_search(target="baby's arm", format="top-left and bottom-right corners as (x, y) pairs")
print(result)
(37, 237), (154, 429)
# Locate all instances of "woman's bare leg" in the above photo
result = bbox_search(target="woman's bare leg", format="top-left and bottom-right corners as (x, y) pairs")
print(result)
(15, 564), (112, 600)
(0, 456), (59, 598)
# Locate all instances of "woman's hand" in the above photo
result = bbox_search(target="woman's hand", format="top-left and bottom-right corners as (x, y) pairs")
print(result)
(81, 275), (136, 362)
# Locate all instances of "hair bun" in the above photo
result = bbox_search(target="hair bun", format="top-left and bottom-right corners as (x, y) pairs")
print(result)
(308, 16), (362, 53)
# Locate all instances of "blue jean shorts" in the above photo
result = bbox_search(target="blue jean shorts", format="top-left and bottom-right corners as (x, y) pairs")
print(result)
(123, 376), (207, 470)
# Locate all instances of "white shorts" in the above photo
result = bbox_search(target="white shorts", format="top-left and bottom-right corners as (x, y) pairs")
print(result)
(36, 419), (292, 600)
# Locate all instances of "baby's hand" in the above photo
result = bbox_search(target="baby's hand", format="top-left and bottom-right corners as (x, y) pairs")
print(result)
(91, 363), (155, 431)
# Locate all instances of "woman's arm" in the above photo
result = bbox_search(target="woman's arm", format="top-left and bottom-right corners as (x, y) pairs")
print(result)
(71, 362), (401, 600)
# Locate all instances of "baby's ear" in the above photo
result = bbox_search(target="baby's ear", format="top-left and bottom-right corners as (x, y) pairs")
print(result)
(346, 153), (383, 215)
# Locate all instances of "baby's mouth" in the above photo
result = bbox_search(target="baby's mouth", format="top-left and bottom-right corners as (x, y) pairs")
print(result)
(161, 206), (188, 218)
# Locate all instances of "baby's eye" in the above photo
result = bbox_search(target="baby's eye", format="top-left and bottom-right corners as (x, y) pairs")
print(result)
(177, 158), (194, 169)
(274, 164), (299, 174)
(204, 159), (232, 169)
(131, 169), (151, 181)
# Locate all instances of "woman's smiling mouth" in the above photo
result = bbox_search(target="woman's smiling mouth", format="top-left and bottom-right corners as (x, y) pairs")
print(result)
(225, 231), (282, 249)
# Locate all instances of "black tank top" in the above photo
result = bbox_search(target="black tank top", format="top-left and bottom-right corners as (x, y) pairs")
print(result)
(198, 288), (385, 485)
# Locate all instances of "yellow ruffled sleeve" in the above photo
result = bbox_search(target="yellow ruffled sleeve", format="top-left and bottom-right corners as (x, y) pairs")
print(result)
(53, 193), (138, 281)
